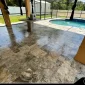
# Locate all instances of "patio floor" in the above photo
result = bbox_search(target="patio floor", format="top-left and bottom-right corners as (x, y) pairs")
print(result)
(0, 19), (85, 83)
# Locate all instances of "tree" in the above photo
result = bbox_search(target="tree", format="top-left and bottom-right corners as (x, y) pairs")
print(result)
(76, 1), (84, 10)
(70, 0), (78, 20)
(6, 0), (85, 11)
(6, 0), (25, 6)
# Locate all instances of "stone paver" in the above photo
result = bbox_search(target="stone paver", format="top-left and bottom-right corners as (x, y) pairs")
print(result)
(0, 19), (85, 83)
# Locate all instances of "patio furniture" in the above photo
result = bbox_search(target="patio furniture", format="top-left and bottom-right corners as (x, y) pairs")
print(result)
(74, 37), (85, 65)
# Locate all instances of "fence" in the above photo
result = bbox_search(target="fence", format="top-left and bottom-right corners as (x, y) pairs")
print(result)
(0, 0), (85, 20)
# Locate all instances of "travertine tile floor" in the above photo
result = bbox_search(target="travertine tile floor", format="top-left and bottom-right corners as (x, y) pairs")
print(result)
(0, 20), (85, 83)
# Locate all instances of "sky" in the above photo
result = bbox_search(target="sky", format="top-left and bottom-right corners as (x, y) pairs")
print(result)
(79, 0), (85, 2)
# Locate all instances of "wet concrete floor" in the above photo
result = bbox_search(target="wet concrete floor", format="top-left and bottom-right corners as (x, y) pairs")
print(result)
(0, 21), (85, 83)
(0, 22), (84, 59)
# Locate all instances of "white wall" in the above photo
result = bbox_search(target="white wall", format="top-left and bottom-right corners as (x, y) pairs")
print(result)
(34, 2), (51, 15)
(0, 6), (26, 15)
(0, 2), (51, 15)
(0, 9), (1, 14)
(8, 6), (26, 14)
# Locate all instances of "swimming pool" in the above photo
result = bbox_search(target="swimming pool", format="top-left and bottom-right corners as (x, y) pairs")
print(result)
(50, 19), (85, 29)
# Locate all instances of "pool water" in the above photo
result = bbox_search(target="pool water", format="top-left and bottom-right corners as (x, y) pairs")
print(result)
(50, 19), (85, 29)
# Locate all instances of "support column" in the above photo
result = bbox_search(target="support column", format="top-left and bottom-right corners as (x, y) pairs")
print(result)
(25, 0), (31, 18)
(0, 1), (11, 28)
(74, 37), (85, 65)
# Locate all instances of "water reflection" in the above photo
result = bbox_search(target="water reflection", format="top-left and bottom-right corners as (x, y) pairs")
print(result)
(0, 23), (31, 50)
(6, 27), (20, 53)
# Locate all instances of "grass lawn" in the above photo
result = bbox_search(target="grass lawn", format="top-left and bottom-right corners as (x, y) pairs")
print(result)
(0, 14), (53, 24)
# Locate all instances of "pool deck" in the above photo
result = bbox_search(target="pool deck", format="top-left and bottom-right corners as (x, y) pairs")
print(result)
(0, 19), (85, 83)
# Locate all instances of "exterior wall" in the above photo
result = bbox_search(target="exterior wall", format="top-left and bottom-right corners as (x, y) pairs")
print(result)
(0, 6), (26, 15)
(0, 2), (51, 15)
(34, 2), (51, 15)
(0, 9), (1, 14)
